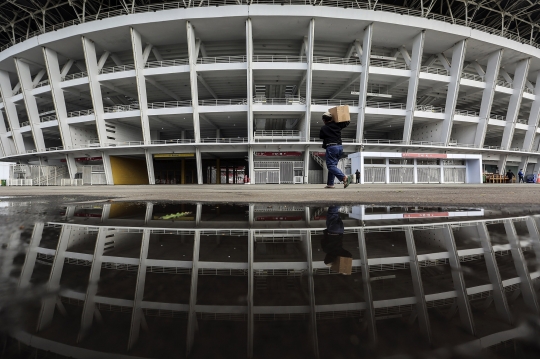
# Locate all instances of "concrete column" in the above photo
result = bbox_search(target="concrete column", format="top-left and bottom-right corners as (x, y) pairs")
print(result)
(14, 58), (46, 151)
(186, 230), (200, 357)
(404, 227), (431, 343)
(305, 230), (320, 358)
(0, 70), (25, 153)
(504, 220), (540, 314)
(43, 48), (74, 149)
(358, 229), (377, 344)
(187, 22), (201, 143)
(37, 225), (71, 332)
(216, 158), (221, 184)
(144, 202), (154, 223)
(18, 222), (44, 288)
(78, 227), (108, 342)
(248, 146), (255, 184)
(526, 216), (540, 263)
(65, 153), (78, 179)
(477, 223), (513, 324)
(195, 147), (203, 185)
(442, 225), (475, 335)
(101, 151), (114, 185)
(81, 36), (108, 147)
(440, 160), (445, 183)
(247, 229), (254, 358)
(246, 19), (254, 143)
(522, 72), (540, 151)
(145, 149), (155, 184)
(131, 28), (152, 145)
(474, 49), (503, 147)
(0, 110), (14, 157)
(304, 146), (310, 184)
(500, 58), (530, 150)
(440, 40), (467, 145)
(403, 31), (425, 144)
(384, 158), (389, 183)
(128, 229), (150, 350)
(304, 19), (315, 142)
(413, 158), (418, 184)
(356, 24), (373, 143)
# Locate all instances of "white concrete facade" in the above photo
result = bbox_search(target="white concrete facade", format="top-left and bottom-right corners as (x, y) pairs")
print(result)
(1, 3), (540, 184)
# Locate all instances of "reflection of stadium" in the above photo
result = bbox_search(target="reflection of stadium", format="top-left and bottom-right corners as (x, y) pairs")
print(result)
(2, 2), (540, 185)
(9, 203), (540, 357)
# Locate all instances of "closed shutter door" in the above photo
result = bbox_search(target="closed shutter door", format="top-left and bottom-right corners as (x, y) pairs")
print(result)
(280, 162), (293, 183)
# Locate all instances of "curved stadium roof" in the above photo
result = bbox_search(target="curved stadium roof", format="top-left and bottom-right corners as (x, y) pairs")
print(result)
(1, 0), (540, 50)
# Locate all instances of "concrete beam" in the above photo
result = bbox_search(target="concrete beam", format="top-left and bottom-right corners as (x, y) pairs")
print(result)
(356, 24), (373, 143)
(187, 22), (201, 143)
(403, 31), (425, 144)
(358, 228), (377, 344)
(522, 72), (540, 151)
(0, 70), (25, 153)
(131, 28), (152, 145)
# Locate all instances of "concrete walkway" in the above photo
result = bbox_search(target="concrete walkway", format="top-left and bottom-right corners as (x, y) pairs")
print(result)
(1, 183), (539, 205)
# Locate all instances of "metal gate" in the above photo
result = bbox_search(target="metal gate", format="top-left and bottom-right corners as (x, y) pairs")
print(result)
(389, 167), (414, 183)
(444, 167), (466, 183)
(417, 167), (440, 183)
(279, 162), (294, 184)
(364, 167), (385, 183)
(255, 170), (280, 184)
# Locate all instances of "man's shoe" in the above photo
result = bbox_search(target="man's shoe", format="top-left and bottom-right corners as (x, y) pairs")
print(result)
(324, 185), (335, 189)
(344, 176), (352, 189)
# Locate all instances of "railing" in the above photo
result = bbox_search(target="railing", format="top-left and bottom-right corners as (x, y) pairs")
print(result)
(524, 87), (535, 95)
(35, 79), (50, 88)
(100, 64), (135, 74)
(490, 114), (506, 121)
(454, 109), (479, 117)
(420, 66), (449, 76)
(313, 57), (360, 65)
(40, 114), (58, 122)
(151, 139), (195, 145)
(496, 80), (513, 89)
(2, 0), (539, 55)
(61, 179), (84, 186)
(312, 99), (358, 106)
(199, 99), (247, 106)
(7, 179), (32, 186)
(148, 100), (192, 109)
(67, 109), (94, 118)
(197, 56), (247, 64)
(26, 146), (64, 153)
(145, 59), (189, 68)
(516, 118), (529, 125)
(20, 121), (30, 127)
(415, 104), (445, 113)
(254, 130), (301, 137)
(253, 55), (306, 63)
(370, 60), (408, 70)
(200, 137), (248, 143)
(253, 97), (306, 105)
(366, 101), (406, 110)
(62, 72), (88, 81)
(461, 72), (484, 82)
(12, 88), (22, 96)
(103, 104), (140, 113)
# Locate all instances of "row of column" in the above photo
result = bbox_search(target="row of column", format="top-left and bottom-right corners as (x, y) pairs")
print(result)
(12, 215), (540, 357)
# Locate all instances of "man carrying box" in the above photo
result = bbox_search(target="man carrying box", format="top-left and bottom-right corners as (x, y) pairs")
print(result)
(319, 107), (352, 189)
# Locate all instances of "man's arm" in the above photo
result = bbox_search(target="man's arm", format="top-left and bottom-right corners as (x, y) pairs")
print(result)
(338, 121), (350, 129)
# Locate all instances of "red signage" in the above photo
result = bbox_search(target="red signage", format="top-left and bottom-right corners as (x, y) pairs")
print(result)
(403, 212), (449, 218)
(254, 152), (302, 157)
(256, 216), (303, 221)
(402, 153), (447, 159)
(61, 157), (102, 162)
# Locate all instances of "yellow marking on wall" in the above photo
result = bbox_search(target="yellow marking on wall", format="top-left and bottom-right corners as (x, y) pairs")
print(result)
(110, 156), (149, 185)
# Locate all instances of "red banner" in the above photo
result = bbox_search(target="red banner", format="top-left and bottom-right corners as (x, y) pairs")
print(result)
(256, 216), (303, 221)
(402, 153), (447, 159)
(254, 152), (302, 157)
(61, 157), (102, 162)
(403, 212), (449, 218)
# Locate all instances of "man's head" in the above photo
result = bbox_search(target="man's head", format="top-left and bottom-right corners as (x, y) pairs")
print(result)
(322, 112), (333, 123)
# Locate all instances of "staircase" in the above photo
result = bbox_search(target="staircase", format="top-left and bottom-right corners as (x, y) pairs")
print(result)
(311, 152), (325, 168)
(34, 166), (69, 186)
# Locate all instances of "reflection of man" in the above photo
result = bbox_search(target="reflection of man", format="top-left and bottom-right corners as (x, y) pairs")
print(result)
(321, 206), (352, 271)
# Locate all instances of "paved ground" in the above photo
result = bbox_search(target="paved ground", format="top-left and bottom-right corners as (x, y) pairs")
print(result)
(1, 183), (539, 206)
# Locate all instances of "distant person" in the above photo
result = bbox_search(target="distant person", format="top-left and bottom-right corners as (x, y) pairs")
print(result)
(506, 170), (515, 183)
(319, 112), (352, 189)
(518, 169), (524, 183)
(355, 169), (360, 184)
(321, 206), (352, 268)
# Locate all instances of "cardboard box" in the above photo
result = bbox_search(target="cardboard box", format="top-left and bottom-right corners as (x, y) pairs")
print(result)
(329, 105), (350, 123)
(331, 256), (353, 275)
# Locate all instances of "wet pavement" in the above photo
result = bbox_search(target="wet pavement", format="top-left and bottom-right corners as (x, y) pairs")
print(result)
(1, 198), (540, 358)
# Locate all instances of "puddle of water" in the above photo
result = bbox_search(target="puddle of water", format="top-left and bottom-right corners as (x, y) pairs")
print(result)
(1, 201), (540, 358)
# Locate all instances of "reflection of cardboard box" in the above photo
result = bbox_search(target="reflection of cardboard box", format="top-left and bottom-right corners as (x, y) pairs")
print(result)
(331, 256), (353, 275)
(329, 105), (350, 123)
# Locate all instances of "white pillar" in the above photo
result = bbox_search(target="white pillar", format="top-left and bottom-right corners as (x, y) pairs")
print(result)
(474, 49), (503, 147)
(186, 231), (200, 356)
(358, 229), (377, 344)
(304, 146), (310, 184)
(0, 70), (25, 153)
(145, 149), (155, 184)
(128, 229), (150, 350)
(187, 22), (201, 143)
(304, 19), (315, 142)
(384, 157), (389, 183)
(82, 37), (108, 147)
(522, 72), (540, 151)
(43, 48), (74, 149)
(248, 146), (255, 184)
(131, 28), (152, 145)
(65, 153), (78, 179)
(14, 58), (46, 151)
(247, 229), (254, 358)
(195, 147), (203, 185)
(356, 24), (373, 143)
(440, 40), (467, 145)
(18, 223), (44, 288)
(403, 31), (425, 144)
(305, 230), (320, 358)
(501, 58), (530, 150)
(246, 19), (254, 144)
(0, 110), (13, 157)
(101, 151), (114, 185)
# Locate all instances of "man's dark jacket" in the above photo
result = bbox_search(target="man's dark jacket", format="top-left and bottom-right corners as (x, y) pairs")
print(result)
(319, 121), (350, 149)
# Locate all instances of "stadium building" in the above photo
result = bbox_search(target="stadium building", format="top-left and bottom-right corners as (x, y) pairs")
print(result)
(1, 1), (540, 185)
